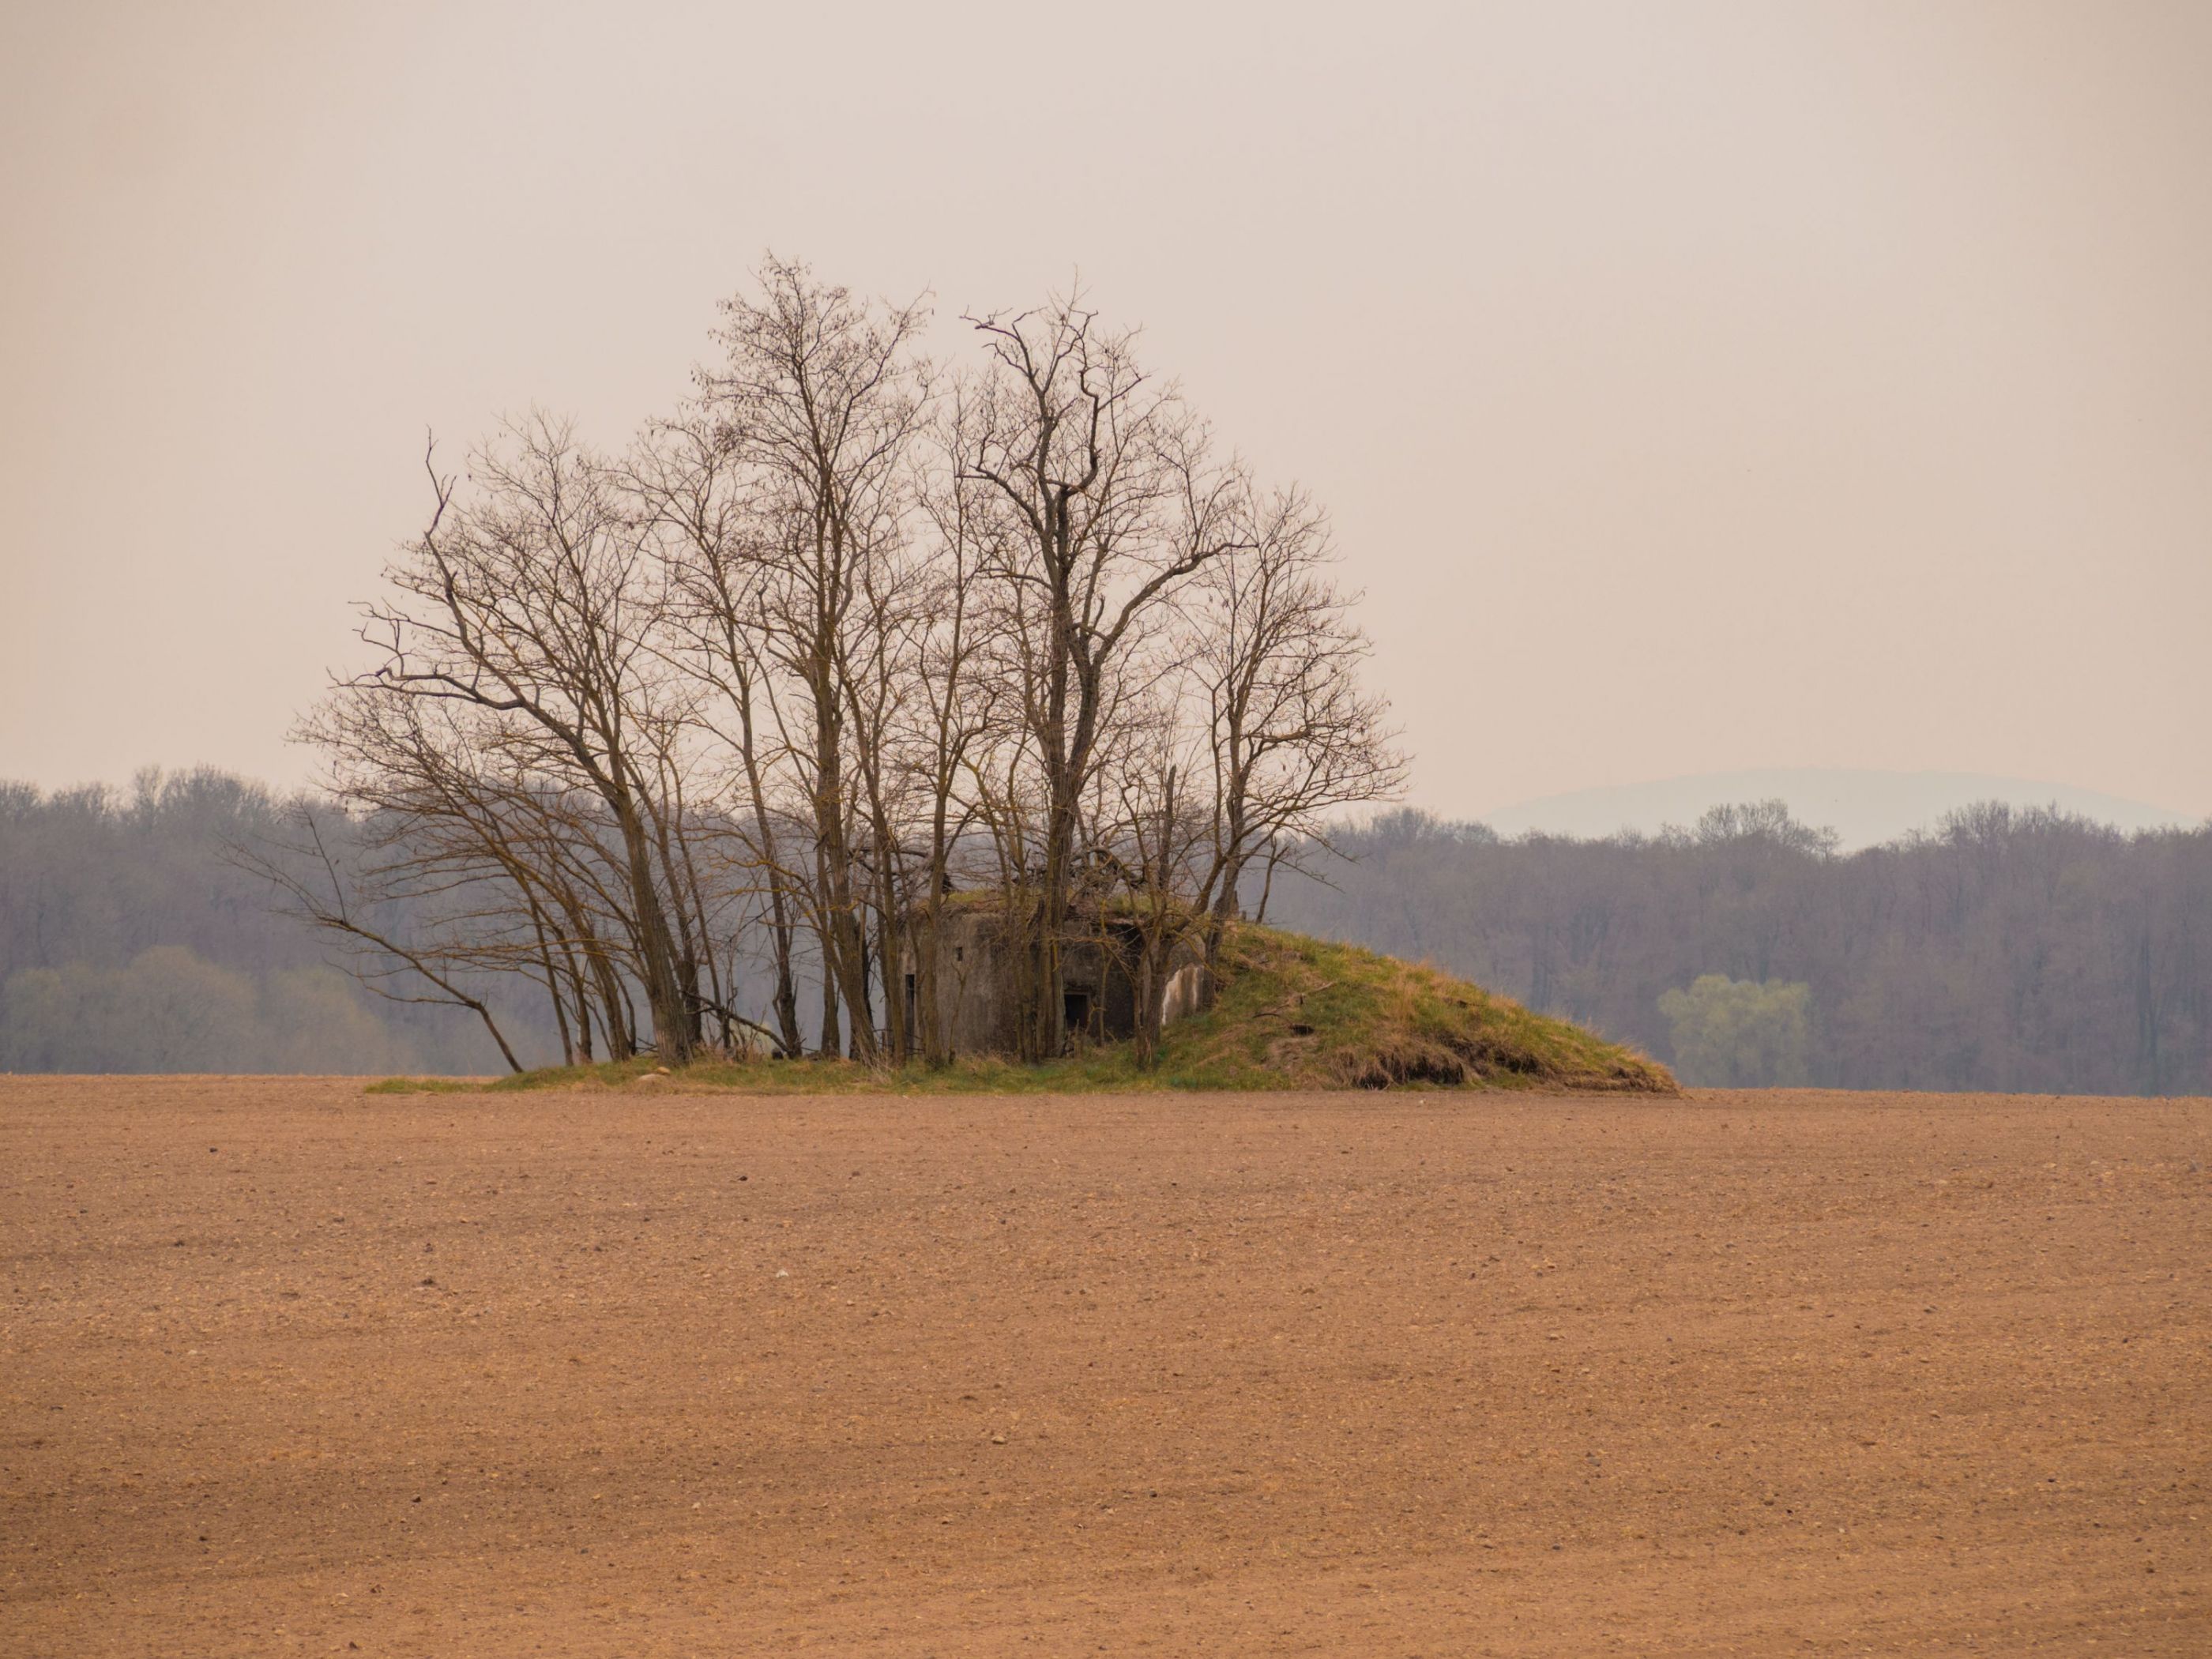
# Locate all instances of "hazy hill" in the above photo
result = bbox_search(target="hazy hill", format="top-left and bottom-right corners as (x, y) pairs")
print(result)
(1478, 769), (2197, 852)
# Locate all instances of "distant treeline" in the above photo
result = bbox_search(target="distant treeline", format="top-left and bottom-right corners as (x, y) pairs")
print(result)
(1266, 801), (2212, 1095)
(8, 776), (2210, 1092)
(0, 771), (531, 1074)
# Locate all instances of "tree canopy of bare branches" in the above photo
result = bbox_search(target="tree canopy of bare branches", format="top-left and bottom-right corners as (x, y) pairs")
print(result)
(305, 258), (1405, 1069)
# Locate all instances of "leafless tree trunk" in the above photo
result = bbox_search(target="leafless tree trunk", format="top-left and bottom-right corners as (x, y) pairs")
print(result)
(904, 397), (1002, 1063)
(362, 423), (701, 1061)
(633, 415), (811, 1056)
(1187, 481), (1408, 961)
(697, 257), (930, 1061)
(957, 295), (1240, 1057)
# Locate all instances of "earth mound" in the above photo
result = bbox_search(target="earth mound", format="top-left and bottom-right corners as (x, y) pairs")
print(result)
(1159, 924), (1674, 1093)
(376, 924), (1672, 1095)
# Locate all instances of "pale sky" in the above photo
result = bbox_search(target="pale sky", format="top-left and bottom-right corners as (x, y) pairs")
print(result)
(3, 1), (2206, 818)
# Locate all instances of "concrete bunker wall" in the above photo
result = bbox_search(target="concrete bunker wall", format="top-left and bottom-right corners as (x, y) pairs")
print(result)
(900, 908), (1213, 1059)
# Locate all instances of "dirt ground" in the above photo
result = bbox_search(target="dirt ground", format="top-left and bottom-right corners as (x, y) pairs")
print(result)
(2, 1078), (2206, 1657)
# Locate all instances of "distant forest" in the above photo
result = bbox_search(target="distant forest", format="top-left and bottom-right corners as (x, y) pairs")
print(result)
(1268, 801), (2212, 1096)
(4, 773), (2209, 1093)
(0, 771), (529, 1075)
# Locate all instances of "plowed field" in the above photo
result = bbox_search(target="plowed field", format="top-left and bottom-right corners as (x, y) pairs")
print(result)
(3, 1077), (2206, 1655)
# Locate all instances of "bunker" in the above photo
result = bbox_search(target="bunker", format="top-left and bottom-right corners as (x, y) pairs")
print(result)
(899, 905), (1212, 1057)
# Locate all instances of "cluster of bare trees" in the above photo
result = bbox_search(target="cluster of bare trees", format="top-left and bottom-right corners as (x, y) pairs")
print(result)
(295, 261), (1404, 1070)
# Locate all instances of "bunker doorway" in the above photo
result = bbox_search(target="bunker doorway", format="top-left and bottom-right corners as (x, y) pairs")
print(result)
(1063, 990), (1092, 1038)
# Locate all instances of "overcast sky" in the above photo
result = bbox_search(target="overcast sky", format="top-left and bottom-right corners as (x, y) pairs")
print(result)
(3, 1), (2206, 818)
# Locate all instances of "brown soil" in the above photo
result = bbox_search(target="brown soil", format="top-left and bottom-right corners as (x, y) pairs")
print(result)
(3, 1077), (2206, 1656)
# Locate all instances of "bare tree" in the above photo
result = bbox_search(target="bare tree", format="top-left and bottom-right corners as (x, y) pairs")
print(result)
(1092, 705), (1217, 1069)
(1187, 481), (1408, 949)
(956, 295), (1244, 1059)
(901, 387), (1005, 1063)
(360, 420), (702, 1061)
(630, 416), (810, 1056)
(697, 257), (931, 1060)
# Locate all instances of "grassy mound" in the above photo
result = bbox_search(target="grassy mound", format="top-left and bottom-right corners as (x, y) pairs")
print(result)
(368, 924), (1672, 1096)
(1160, 926), (1672, 1092)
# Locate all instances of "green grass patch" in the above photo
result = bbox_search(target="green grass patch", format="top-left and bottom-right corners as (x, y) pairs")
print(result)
(364, 1076), (484, 1094)
(416, 924), (1673, 1097)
